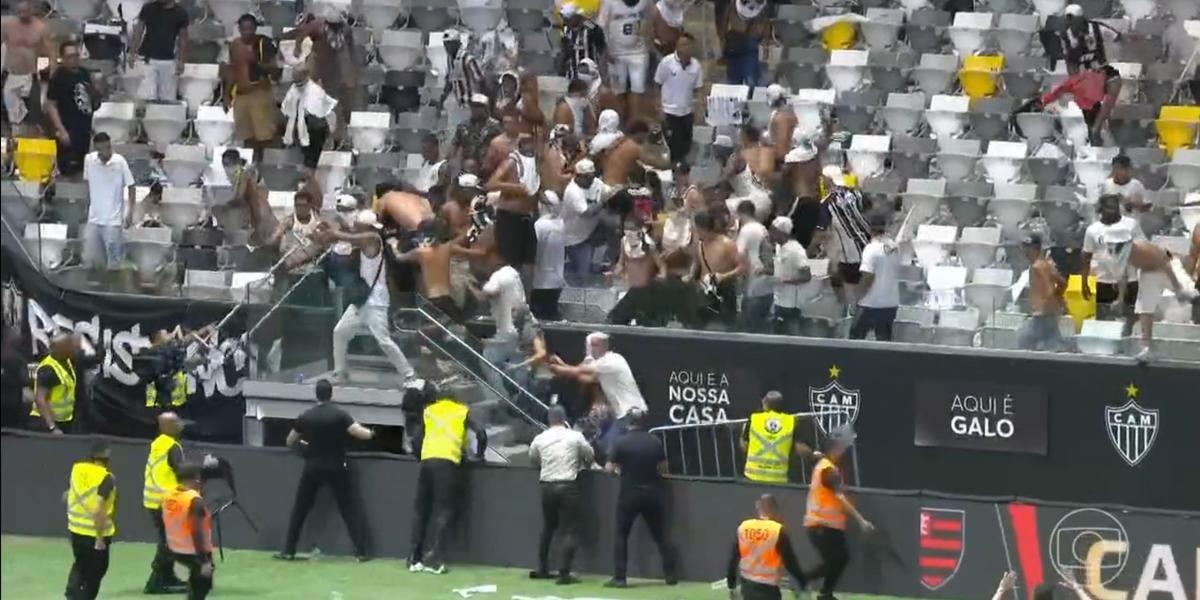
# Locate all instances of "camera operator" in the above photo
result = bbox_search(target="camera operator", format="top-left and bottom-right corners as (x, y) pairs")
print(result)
(139, 326), (213, 410)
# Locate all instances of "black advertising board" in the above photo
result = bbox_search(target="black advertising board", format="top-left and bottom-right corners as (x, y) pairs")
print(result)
(913, 379), (1049, 454)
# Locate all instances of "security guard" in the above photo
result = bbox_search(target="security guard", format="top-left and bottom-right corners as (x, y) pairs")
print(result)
(65, 439), (117, 600)
(726, 494), (807, 600)
(802, 428), (873, 600)
(162, 462), (215, 600)
(31, 333), (81, 434)
(741, 391), (816, 484)
(145, 370), (188, 409)
(143, 412), (189, 593)
(408, 391), (488, 575)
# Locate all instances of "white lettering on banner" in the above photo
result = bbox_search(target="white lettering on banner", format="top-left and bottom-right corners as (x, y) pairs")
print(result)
(950, 415), (1015, 438)
(1084, 542), (1194, 600)
(26, 298), (247, 397)
(949, 393), (1015, 439)
(667, 370), (730, 424)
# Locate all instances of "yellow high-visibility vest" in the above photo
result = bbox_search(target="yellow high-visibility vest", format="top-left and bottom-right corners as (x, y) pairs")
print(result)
(144, 434), (184, 509)
(744, 411), (794, 484)
(145, 371), (188, 407)
(31, 355), (76, 422)
(420, 399), (469, 464)
(67, 461), (116, 538)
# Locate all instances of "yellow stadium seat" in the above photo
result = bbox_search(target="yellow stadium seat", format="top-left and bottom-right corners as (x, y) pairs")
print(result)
(572, 0), (600, 17)
(822, 20), (858, 50)
(958, 54), (1004, 99)
(1155, 105), (1200, 158)
(14, 138), (56, 183)
(1064, 274), (1097, 332)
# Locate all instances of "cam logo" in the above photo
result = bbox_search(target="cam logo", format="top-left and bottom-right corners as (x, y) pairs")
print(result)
(918, 508), (965, 591)
(808, 364), (860, 434)
(764, 417), (783, 434)
(1105, 383), (1159, 467)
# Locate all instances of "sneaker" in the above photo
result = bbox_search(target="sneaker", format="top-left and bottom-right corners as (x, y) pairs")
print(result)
(272, 553), (297, 561)
(328, 371), (350, 385)
(407, 559), (424, 573)
(556, 574), (581, 585)
(422, 563), (447, 575)
(603, 578), (628, 588)
(529, 570), (554, 580)
(1135, 347), (1153, 363)
(142, 579), (186, 594)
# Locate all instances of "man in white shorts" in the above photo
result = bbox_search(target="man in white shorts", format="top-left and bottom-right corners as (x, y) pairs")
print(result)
(1121, 239), (1199, 360)
(597, 0), (649, 118)
(127, 0), (191, 102)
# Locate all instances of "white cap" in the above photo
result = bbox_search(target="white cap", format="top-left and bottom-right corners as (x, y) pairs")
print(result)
(765, 83), (786, 103)
(336, 194), (358, 210)
(713, 134), (735, 148)
(355, 210), (382, 229)
(785, 144), (817, 164)
(1064, 3), (1083, 16)
(442, 29), (460, 42)
(575, 159), (596, 175)
(771, 216), (794, 234)
(458, 173), (481, 188)
(560, 2), (579, 17)
(823, 164), (847, 187)
(577, 58), (599, 81)
(470, 93), (489, 106)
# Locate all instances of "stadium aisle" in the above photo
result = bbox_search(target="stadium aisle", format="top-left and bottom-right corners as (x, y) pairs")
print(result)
(1, 535), (912, 600)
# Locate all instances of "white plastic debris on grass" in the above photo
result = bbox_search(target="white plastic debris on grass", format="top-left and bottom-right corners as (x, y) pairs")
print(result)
(511, 596), (625, 600)
(453, 585), (498, 598)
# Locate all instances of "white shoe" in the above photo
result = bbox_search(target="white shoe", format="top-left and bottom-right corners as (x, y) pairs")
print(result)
(408, 561), (424, 573)
(1177, 287), (1199, 302)
(422, 564), (447, 575)
(1134, 347), (1153, 362)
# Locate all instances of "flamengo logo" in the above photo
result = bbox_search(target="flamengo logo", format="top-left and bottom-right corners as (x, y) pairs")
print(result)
(666, 370), (731, 424)
(26, 298), (247, 397)
(1105, 383), (1159, 467)
(918, 508), (965, 591)
(808, 364), (859, 434)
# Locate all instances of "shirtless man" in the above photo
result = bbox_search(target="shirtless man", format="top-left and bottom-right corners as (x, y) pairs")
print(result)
(1119, 239), (1199, 359)
(541, 127), (578, 198)
(230, 15), (281, 157)
(485, 114), (521, 175)
(553, 79), (599, 138)
(601, 119), (670, 187)
(692, 210), (745, 330)
(606, 217), (666, 325)
(392, 219), (459, 320)
(220, 148), (277, 244)
(488, 134), (542, 289)
(283, 11), (360, 135)
(644, 0), (687, 60)
(765, 84), (797, 167)
(378, 187), (437, 235)
(2, 0), (55, 132)
(720, 126), (773, 221)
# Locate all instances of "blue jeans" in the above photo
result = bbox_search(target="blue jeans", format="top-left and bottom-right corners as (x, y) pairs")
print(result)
(725, 41), (762, 86)
(84, 224), (125, 269)
(1018, 314), (1065, 351)
(739, 294), (773, 333)
(482, 336), (548, 423)
(564, 224), (610, 286)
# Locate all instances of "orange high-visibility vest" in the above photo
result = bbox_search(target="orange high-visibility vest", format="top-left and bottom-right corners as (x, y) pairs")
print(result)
(803, 457), (847, 530)
(162, 488), (212, 555)
(737, 518), (783, 586)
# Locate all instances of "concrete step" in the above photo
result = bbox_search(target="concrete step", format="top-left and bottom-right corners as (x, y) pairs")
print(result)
(491, 443), (531, 466)
(485, 423), (514, 448)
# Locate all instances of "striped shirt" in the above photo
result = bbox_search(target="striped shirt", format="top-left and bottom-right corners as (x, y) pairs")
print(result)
(817, 188), (871, 264)
(561, 22), (607, 80)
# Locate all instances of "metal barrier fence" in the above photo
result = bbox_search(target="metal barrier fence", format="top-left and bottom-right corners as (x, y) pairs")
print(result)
(648, 410), (861, 485)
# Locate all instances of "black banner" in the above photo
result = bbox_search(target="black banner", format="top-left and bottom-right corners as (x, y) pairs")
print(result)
(913, 379), (1048, 455)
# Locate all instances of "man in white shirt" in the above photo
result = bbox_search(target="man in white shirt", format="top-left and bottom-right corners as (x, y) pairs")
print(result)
(653, 32), (703, 162)
(734, 201), (773, 333)
(1081, 194), (1146, 332)
(597, 0), (650, 117)
(476, 262), (528, 339)
(528, 405), (594, 585)
(533, 195), (567, 321)
(560, 159), (610, 285)
(768, 217), (811, 335)
(550, 331), (647, 422)
(1102, 155), (1147, 213)
(849, 215), (901, 341)
(82, 132), (136, 270)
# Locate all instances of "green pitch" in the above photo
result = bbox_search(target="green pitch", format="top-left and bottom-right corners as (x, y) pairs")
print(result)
(2, 535), (911, 599)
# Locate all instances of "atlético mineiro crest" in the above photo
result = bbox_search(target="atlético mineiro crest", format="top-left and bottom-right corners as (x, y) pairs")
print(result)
(918, 508), (965, 591)
(1105, 383), (1159, 467)
(808, 364), (860, 434)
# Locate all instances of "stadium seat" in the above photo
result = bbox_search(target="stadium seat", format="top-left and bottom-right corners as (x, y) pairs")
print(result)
(142, 103), (188, 149)
(1028, 144), (1067, 186)
(1165, 0), (1199, 19)
(1155, 105), (1200, 158)
(259, 148), (302, 191)
(1076, 319), (1125, 356)
(1123, 18), (1168, 65)
(819, 15), (859, 51)
(913, 54), (959, 96)
(1167, 149), (1200, 191)
(206, 0), (254, 35)
(900, 177), (947, 225)
(792, 88), (837, 140)
(945, 180), (992, 226)
(846, 134), (890, 179)
(125, 226), (175, 285)
(933, 307), (981, 346)
(393, 112), (431, 154)
(379, 30), (425, 71)
(1181, 200), (1200, 232)
(826, 50), (869, 93)
(1031, 0), (1067, 15)
(981, 141), (1028, 185)
(266, 191), (294, 223)
(926, 94), (971, 139)
(507, 0), (549, 33)
(959, 54), (1004, 100)
(259, 0), (299, 29)
(355, 151), (404, 194)
(115, 143), (155, 183)
(24, 223), (71, 271)
(410, 0), (457, 32)
(893, 305), (935, 344)
(159, 188), (204, 239)
(1107, 104), (1157, 148)
(1015, 112), (1056, 143)
(905, 9), (950, 55)
(163, 144), (207, 188)
(1037, 185), (1084, 242)
(979, 310), (1027, 349)
(92, 102), (136, 144)
(179, 64), (221, 116)
(881, 92), (926, 136)
(1074, 146), (1120, 189)
(14, 138), (57, 183)
(460, 0), (503, 33)
(51, 182), (89, 235)
(1126, 146), (1168, 189)
(182, 269), (232, 301)
(780, 48), (828, 91)
(349, 111), (392, 154)
(519, 32), (558, 75)
(957, 228), (1003, 271)
(1141, 62), (1183, 109)
(861, 8), (904, 50)
(996, 14), (1038, 57)
(1060, 105), (1092, 149)
(891, 135), (938, 180)
(868, 50), (916, 94)
(969, 97), (1016, 143)
(837, 90), (882, 134)
(1119, 0), (1157, 21)
(927, 266), (968, 309)
(858, 177), (901, 209)
(317, 151), (353, 197)
(57, 0), (102, 21)
(964, 266), (1012, 319)
(361, 0), (407, 33)
(194, 106), (235, 149)
(913, 223), (957, 268)
(1106, 62), (1143, 105)
(948, 12), (994, 57)
(1001, 56), (1044, 101)
(989, 183), (1037, 235)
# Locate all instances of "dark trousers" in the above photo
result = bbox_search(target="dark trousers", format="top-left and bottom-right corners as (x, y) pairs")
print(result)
(176, 553), (214, 600)
(530, 288), (563, 321)
(538, 481), (582, 575)
(774, 306), (802, 335)
(58, 125), (92, 176)
(66, 533), (110, 600)
(741, 579), (784, 600)
(410, 458), (459, 566)
(147, 508), (179, 583)
(849, 306), (897, 341)
(663, 112), (694, 162)
(282, 464), (370, 556)
(805, 526), (849, 596)
(613, 487), (677, 581)
(299, 119), (329, 169)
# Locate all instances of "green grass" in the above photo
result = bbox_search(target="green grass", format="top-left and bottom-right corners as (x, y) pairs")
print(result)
(2, 535), (912, 599)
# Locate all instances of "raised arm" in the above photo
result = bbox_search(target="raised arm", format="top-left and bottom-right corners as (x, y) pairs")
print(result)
(487, 158), (529, 196)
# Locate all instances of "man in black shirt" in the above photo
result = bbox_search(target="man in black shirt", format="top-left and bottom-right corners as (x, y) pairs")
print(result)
(604, 410), (677, 588)
(275, 380), (374, 561)
(45, 40), (101, 177)
(128, 0), (190, 102)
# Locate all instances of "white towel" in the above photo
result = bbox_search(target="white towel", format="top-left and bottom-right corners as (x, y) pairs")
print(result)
(281, 81), (338, 147)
